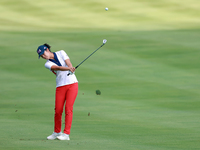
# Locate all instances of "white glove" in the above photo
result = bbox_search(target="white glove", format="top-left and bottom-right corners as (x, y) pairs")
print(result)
(68, 71), (75, 76)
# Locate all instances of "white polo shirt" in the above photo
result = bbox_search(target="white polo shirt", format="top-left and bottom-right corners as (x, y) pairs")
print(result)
(44, 50), (78, 87)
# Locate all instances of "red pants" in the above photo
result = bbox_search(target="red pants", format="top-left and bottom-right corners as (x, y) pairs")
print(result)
(54, 82), (78, 135)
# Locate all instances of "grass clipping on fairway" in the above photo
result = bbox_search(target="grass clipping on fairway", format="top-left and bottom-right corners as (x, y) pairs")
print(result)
(96, 90), (101, 95)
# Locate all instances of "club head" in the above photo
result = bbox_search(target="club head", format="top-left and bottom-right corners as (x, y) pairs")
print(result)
(103, 39), (107, 44)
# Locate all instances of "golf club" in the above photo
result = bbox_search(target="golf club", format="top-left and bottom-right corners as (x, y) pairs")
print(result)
(67, 39), (107, 76)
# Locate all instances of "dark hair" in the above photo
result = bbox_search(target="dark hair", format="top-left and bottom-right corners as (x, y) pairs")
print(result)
(44, 43), (51, 51)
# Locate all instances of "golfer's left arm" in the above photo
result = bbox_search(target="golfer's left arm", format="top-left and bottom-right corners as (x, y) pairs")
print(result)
(65, 59), (73, 68)
(65, 59), (75, 74)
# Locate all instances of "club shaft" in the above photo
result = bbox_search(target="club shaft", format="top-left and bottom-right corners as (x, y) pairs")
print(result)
(67, 43), (105, 76)
(75, 43), (104, 69)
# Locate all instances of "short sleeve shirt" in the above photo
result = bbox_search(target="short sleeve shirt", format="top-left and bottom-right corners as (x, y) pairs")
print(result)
(44, 50), (78, 87)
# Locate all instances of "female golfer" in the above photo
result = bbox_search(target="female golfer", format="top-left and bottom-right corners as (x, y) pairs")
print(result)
(37, 43), (78, 140)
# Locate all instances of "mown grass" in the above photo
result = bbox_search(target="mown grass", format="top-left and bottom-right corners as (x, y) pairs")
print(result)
(0, 0), (200, 150)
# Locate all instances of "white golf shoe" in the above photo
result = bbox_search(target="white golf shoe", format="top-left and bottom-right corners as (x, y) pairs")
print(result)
(57, 133), (70, 140)
(47, 132), (62, 140)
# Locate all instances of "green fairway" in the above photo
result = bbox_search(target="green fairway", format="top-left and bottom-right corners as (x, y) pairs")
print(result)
(0, 0), (200, 150)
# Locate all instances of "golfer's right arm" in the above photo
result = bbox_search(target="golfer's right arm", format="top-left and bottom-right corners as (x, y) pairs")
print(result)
(51, 65), (75, 73)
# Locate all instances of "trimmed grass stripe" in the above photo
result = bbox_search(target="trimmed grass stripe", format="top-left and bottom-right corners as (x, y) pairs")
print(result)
(0, 0), (200, 150)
